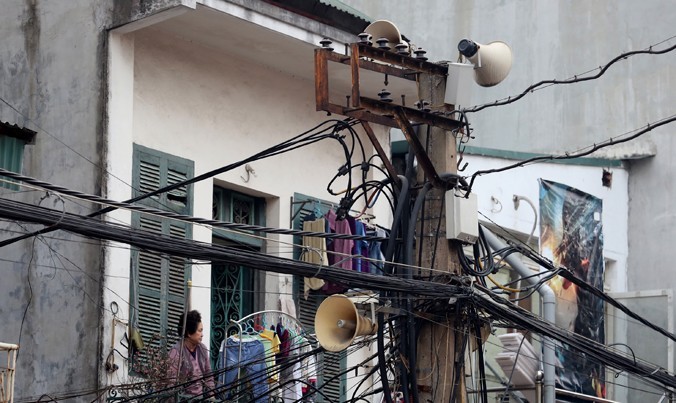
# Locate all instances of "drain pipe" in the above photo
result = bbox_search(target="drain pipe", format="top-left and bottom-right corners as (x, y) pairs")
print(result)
(482, 229), (556, 403)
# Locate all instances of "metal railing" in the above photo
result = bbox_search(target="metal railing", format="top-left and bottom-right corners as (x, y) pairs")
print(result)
(0, 342), (18, 403)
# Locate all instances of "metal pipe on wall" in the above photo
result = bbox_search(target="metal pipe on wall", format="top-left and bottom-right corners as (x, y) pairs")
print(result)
(482, 229), (556, 403)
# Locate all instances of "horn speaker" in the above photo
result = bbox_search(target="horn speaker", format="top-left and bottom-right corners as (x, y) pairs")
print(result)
(314, 294), (377, 352)
(364, 20), (407, 52)
(458, 39), (513, 87)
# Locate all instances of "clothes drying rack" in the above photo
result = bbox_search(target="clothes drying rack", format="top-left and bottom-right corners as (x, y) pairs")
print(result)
(221, 310), (315, 402)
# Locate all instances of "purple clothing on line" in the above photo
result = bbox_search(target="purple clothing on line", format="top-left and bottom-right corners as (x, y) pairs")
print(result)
(322, 210), (352, 294)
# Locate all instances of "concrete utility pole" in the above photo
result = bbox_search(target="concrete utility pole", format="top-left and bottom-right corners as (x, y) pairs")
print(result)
(413, 72), (466, 403)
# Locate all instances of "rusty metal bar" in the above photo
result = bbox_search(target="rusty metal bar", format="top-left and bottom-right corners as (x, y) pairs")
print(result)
(393, 107), (447, 189)
(324, 100), (461, 132)
(315, 43), (462, 142)
(359, 97), (461, 132)
(350, 43), (361, 108)
(324, 103), (395, 127)
(326, 48), (418, 81)
(360, 121), (400, 189)
(314, 48), (330, 111)
(356, 43), (448, 76)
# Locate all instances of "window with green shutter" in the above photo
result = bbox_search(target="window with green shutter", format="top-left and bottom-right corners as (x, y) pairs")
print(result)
(291, 193), (347, 402)
(0, 122), (36, 190)
(210, 186), (266, 368)
(130, 144), (194, 366)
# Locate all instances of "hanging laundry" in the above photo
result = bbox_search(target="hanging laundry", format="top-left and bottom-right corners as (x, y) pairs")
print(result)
(218, 336), (269, 403)
(367, 227), (387, 274)
(302, 216), (329, 298)
(322, 209), (352, 294)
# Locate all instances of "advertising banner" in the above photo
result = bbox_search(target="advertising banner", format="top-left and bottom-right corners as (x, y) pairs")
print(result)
(539, 179), (605, 398)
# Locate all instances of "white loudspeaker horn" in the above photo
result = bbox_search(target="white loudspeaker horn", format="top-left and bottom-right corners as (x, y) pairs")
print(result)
(458, 39), (513, 87)
(314, 294), (378, 352)
(364, 20), (407, 52)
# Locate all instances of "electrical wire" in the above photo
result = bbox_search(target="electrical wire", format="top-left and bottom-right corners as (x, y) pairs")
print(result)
(15, 236), (37, 362)
(0, 167), (387, 244)
(0, 118), (363, 248)
(473, 287), (676, 390)
(463, 38), (676, 113)
(465, 114), (676, 192)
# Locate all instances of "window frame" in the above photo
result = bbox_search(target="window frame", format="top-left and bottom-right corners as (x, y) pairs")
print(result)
(291, 192), (347, 402)
(0, 122), (36, 190)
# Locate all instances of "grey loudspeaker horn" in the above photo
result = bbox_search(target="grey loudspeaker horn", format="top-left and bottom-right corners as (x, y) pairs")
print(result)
(314, 294), (378, 352)
(458, 39), (513, 87)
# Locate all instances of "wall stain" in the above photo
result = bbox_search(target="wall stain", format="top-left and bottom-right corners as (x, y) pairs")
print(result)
(21, 0), (40, 119)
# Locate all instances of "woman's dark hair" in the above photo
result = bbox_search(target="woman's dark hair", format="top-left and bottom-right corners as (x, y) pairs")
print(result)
(177, 310), (202, 338)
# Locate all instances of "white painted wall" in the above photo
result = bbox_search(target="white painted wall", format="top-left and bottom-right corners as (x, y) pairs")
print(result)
(103, 6), (390, 391)
(464, 154), (628, 293)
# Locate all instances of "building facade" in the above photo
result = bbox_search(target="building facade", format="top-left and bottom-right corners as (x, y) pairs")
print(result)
(0, 0), (391, 400)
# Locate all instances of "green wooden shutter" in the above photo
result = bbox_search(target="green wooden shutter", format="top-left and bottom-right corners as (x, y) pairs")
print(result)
(292, 193), (346, 402)
(298, 291), (347, 402)
(131, 145), (194, 358)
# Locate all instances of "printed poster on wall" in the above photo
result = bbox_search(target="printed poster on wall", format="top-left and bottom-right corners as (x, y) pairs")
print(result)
(538, 179), (605, 398)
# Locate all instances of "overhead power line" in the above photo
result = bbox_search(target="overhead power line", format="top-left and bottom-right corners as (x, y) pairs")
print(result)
(465, 114), (676, 192)
(473, 288), (676, 391)
(0, 118), (358, 248)
(464, 38), (676, 113)
(0, 197), (465, 298)
(0, 167), (385, 243)
(2, 196), (676, 392)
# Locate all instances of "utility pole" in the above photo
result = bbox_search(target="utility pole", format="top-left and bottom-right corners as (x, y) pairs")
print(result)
(411, 72), (466, 403)
(314, 40), (468, 402)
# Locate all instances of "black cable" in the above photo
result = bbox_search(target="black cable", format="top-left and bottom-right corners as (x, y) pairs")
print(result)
(466, 114), (676, 192)
(16, 236), (37, 362)
(402, 182), (432, 403)
(464, 41), (676, 113)
(416, 125), (432, 272)
(0, 168), (387, 243)
(474, 321), (488, 403)
(0, 118), (359, 248)
(377, 311), (394, 403)
(501, 329), (528, 402)
(383, 175), (409, 275)
(473, 287), (676, 390)
(8, 196), (676, 394)
(517, 243), (676, 343)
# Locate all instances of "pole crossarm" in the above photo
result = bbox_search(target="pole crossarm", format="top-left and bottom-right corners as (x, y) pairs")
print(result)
(314, 45), (462, 131)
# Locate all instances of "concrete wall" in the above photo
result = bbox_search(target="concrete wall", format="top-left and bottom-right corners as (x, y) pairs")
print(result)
(0, 0), (301, 399)
(342, 1), (673, 155)
(0, 0), (112, 399)
(343, 0), (676, 326)
(340, 0), (675, 292)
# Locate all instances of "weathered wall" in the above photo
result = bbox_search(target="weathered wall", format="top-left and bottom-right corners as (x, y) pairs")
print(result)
(0, 0), (110, 399)
(341, 1), (675, 300)
(0, 0), (206, 400)
(342, 1), (673, 155)
(344, 0), (676, 388)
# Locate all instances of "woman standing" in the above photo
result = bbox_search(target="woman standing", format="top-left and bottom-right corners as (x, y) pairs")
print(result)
(168, 310), (216, 398)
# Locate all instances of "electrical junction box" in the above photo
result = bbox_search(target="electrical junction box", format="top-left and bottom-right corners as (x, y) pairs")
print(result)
(444, 62), (475, 109)
(445, 191), (478, 244)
